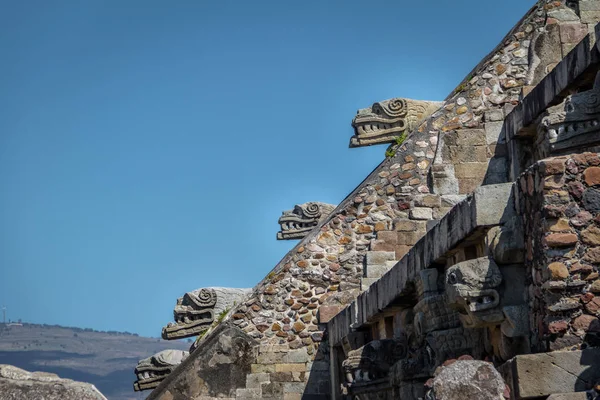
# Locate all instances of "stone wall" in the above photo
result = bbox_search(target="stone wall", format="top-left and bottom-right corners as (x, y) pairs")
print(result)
(520, 154), (600, 353)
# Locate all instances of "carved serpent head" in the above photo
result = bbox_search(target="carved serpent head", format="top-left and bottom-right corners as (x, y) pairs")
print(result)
(133, 349), (188, 391)
(445, 257), (504, 328)
(277, 202), (335, 240)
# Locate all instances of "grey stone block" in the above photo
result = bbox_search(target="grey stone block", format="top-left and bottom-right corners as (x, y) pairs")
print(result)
(501, 349), (600, 399)
(580, 1), (600, 11)
(365, 264), (390, 279)
(282, 348), (310, 364)
(365, 251), (395, 265)
(473, 183), (515, 226)
(0, 365), (107, 400)
(485, 121), (505, 144)
(410, 207), (433, 220)
(432, 164), (459, 195)
(236, 387), (262, 399)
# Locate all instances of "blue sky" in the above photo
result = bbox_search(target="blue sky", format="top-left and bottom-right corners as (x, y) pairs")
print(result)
(0, 0), (534, 337)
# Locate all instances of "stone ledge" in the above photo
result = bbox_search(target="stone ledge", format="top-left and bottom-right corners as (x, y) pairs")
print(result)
(500, 349), (600, 399)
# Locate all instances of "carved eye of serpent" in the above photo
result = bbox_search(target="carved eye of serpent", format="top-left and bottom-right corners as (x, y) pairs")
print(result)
(195, 289), (216, 307)
(303, 203), (321, 219)
(448, 272), (457, 284)
(385, 98), (407, 117)
(372, 104), (382, 115)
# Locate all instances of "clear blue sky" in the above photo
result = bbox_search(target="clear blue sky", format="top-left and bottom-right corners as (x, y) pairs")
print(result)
(0, 0), (534, 337)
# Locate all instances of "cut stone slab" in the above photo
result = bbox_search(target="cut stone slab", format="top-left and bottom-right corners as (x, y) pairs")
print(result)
(473, 183), (515, 226)
(500, 349), (600, 399)
(546, 393), (588, 400)
(0, 364), (107, 400)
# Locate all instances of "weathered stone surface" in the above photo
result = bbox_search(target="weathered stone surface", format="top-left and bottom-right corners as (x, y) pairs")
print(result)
(473, 183), (515, 226)
(0, 364), (107, 400)
(546, 393), (587, 400)
(501, 349), (600, 399)
(432, 360), (505, 400)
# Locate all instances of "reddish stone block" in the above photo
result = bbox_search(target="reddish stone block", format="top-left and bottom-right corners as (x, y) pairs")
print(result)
(572, 314), (600, 332)
(371, 239), (396, 252)
(542, 158), (566, 175)
(585, 297), (600, 314)
(545, 233), (579, 247)
(318, 305), (340, 324)
(548, 320), (568, 334)
(584, 167), (600, 186)
(559, 23), (588, 44)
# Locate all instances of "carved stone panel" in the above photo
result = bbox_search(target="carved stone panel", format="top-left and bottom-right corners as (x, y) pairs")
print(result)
(342, 338), (408, 386)
(537, 72), (600, 158)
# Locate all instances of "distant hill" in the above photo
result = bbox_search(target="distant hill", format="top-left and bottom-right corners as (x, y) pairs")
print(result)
(0, 322), (190, 400)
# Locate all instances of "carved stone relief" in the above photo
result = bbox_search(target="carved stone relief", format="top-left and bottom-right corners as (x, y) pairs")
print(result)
(133, 349), (188, 392)
(277, 202), (335, 240)
(391, 269), (486, 385)
(445, 257), (528, 361)
(537, 72), (600, 157)
(350, 98), (442, 147)
(162, 287), (251, 340)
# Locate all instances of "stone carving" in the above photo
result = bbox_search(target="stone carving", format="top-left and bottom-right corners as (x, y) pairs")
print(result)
(392, 269), (486, 384)
(342, 338), (408, 386)
(277, 202), (335, 240)
(445, 257), (504, 329)
(133, 350), (189, 392)
(350, 98), (442, 147)
(538, 72), (600, 155)
(162, 287), (251, 340)
(445, 257), (529, 361)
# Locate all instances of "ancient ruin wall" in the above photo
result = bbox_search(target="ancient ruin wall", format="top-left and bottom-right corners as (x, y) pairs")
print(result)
(520, 154), (600, 353)
(149, 2), (597, 399)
